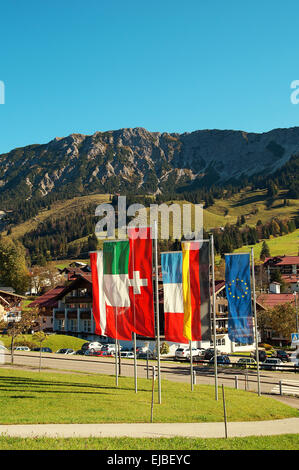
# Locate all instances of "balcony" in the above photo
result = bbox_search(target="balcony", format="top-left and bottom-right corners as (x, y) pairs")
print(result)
(65, 296), (92, 304)
(216, 312), (228, 319)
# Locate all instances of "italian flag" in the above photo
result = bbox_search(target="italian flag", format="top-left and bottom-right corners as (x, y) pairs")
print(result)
(90, 227), (155, 340)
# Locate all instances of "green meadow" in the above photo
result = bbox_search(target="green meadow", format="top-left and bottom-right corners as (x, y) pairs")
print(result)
(233, 229), (299, 260)
(0, 334), (86, 352)
(0, 368), (297, 425)
(0, 434), (298, 450)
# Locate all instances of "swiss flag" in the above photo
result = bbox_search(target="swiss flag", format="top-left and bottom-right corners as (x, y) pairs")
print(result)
(128, 227), (155, 338)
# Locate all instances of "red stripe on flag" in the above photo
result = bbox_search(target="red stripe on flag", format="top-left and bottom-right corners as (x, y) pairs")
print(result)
(189, 248), (202, 340)
(165, 312), (188, 344)
(89, 252), (102, 336)
(105, 306), (133, 341)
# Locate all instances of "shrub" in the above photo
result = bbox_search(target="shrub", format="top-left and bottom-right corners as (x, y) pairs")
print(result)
(160, 342), (170, 355)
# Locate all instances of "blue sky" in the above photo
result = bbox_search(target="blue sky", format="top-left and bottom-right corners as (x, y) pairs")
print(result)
(1, 0), (299, 154)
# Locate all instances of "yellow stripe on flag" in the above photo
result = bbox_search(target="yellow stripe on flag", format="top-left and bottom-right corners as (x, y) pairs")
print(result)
(182, 242), (192, 341)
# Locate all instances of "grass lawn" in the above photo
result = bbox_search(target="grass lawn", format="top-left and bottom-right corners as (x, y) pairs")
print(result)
(0, 334), (86, 352)
(0, 368), (298, 425)
(233, 229), (299, 260)
(0, 434), (298, 450)
(208, 188), (299, 227)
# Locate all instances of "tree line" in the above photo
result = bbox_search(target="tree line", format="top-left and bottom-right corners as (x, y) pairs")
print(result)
(211, 216), (298, 258)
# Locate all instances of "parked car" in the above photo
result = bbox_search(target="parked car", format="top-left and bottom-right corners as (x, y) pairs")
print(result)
(99, 350), (114, 357)
(32, 347), (52, 353)
(137, 351), (153, 360)
(81, 342), (103, 352)
(192, 354), (205, 364)
(120, 351), (134, 359)
(74, 349), (85, 355)
(260, 358), (283, 370)
(85, 349), (113, 357)
(251, 350), (267, 362)
(14, 346), (30, 351)
(175, 347), (199, 361)
(197, 348), (206, 355)
(186, 349), (206, 362)
(101, 344), (122, 353)
(274, 350), (291, 362)
(237, 357), (257, 367)
(55, 348), (74, 355)
(209, 355), (231, 365)
(130, 346), (143, 354)
(187, 348), (206, 362)
(84, 349), (100, 356)
(204, 348), (220, 360)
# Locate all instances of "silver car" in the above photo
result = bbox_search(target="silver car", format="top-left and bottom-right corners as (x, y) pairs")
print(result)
(175, 347), (199, 361)
(260, 358), (283, 371)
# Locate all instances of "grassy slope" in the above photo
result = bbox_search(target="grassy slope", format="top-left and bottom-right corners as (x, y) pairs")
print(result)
(4, 193), (111, 241)
(207, 188), (299, 227)
(0, 368), (297, 425)
(3, 189), (298, 260)
(233, 228), (299, 261)
(0, 334), (86, 352)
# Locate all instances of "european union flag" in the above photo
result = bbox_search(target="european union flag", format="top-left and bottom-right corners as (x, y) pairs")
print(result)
(225, 254), (254, 345)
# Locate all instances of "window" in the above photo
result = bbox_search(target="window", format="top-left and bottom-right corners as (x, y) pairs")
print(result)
(216, 338), (225, 346)
(83, 320), (91, 333)
(70, 319), (77, 331)
(56, 319), (64, 331)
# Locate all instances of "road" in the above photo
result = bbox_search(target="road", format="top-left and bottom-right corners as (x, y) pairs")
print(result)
(2, 351), (299, 399)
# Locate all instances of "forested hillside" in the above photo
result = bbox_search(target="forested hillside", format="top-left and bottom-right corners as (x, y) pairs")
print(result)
(0, 128), (298, 265)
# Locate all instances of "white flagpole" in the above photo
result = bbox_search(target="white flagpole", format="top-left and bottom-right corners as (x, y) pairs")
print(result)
(114, 243), (118, 387)
(132, 234), (138, 394)
(190, 340), (194, 391)
(154, 220), (162, 404)
(251, 248), (261, 396)
(115, 330), (118, 386)
(210, 234), (218, 401)
(133, 332), (137, 393)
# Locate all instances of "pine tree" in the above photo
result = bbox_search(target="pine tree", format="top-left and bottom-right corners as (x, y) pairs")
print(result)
(260, 241), (270, 261)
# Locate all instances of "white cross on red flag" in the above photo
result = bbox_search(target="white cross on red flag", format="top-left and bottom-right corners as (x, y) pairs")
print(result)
(128, 226), (155, 338)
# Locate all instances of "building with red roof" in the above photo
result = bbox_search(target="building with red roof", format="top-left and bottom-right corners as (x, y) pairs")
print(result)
(28, 285), (67, 332)
(263, 255), (299, 275)
(256, 288), (297, 346)
(257, 292), (295, 309)
(263, 255), (299, 294)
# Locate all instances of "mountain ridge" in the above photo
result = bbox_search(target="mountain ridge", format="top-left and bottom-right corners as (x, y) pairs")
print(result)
(1, 126), (299, 203)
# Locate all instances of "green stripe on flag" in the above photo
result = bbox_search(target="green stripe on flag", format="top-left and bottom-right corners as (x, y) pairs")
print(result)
(103, 241), (130, 275)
